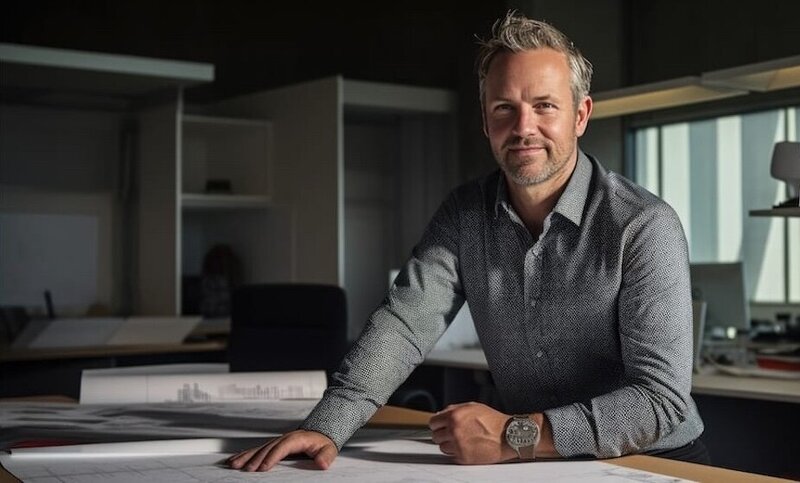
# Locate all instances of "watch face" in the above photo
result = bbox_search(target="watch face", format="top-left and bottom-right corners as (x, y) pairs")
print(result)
(505, 418), (540, 448)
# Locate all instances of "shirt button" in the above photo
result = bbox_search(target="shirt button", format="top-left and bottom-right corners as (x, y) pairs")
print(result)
(530, 299), (536, 307)
(536, 351), (543, 358)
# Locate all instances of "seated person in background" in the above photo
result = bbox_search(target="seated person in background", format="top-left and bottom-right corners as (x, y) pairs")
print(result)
(228, 10), (707, 471)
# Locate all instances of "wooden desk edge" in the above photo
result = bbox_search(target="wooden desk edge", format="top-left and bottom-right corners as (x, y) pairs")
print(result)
(0, 464), (20, 483)
(612, 454), (792, 482)
(368, 405), (431, 428)
(0, 340), (228, 362)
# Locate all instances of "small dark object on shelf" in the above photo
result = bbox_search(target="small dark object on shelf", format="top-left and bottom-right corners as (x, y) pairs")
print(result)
(205, 179), (232, 194)
(773, 196), (799, 209)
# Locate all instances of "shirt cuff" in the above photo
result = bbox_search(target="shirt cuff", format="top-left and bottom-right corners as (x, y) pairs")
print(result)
(299, 393), (380, 451)
(544, 403), (596, 458)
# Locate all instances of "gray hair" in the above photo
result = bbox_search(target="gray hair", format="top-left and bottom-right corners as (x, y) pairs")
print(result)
(476, 11), (593, 107)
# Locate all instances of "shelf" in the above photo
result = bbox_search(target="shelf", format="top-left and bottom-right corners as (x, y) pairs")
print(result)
(0, 42), (213, 107)
(182, 114), (270, 128)
(181, 193), (271, 210)
(749, 208), (800, 217)
(592, 76), (746, 119)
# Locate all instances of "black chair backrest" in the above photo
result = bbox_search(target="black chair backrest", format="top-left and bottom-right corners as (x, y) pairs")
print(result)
(229, 284), (348, 378)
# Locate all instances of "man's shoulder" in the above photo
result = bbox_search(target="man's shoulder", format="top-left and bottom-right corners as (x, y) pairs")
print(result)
(589, 158), (679, 224)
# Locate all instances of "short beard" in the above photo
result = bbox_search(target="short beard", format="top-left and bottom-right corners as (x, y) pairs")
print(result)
(497, 138), (565, 187)
(503, 160), (562, 186)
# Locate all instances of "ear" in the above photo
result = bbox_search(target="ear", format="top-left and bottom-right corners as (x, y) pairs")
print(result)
(575, 96), (593, 137)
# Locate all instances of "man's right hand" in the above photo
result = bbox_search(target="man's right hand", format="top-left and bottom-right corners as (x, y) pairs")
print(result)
(226, 429), (338, 472)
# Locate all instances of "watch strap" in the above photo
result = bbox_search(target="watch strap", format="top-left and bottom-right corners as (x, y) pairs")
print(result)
(518, 444), (536, 460)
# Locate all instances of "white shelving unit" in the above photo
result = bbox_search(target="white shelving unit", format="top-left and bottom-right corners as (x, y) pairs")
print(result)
(181, 114), (273, 205)
(0, 42), (214, 317)
(139, 104), (289, 316)
(206, 76), (460, 337)
(178, 112), (285, 316)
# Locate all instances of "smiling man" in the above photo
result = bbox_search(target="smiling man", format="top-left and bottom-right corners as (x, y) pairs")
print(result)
(227, 11), (707, 472)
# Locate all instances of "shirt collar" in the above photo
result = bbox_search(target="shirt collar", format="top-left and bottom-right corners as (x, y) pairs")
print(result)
(493, 150), (593, 227)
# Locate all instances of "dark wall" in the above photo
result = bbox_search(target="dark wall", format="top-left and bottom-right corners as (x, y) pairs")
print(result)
(2, 0), (508, 183)
(628, 0), (800, 84)
(1, 1), (506, 102)
(4, 1), (799, 180)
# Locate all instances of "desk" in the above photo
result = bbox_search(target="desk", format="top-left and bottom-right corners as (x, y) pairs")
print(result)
(0, 340), (228, 399)
(0, 340), (227, 363)
(423, 348), (800, 479)
(424, 348), (800, 403)
(0, 402), (788, 483)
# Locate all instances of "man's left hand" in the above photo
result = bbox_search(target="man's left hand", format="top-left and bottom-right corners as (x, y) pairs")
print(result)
(428, 401), (517, 464)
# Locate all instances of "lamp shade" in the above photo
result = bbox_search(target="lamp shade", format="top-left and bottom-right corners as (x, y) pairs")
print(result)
(771, 141), (800, 199)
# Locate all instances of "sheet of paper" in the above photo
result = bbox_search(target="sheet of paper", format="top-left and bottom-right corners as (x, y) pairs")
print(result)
(80, 370), (327, 403)
(105, 316), (201, 345)
(26, 317), (124, 348)
(0, 437), (694, 483)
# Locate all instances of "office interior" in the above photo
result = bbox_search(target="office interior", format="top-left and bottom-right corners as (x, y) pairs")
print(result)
(1, 0), (799, 479)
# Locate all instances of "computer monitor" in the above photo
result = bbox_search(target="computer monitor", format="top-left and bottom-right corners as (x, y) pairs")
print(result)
(689, 262), (751, 337)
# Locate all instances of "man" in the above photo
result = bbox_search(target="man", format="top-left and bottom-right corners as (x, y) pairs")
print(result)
(228, 11), (706, 472)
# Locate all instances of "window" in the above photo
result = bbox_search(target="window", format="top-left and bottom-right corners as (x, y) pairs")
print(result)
(632, 106), (799, 303)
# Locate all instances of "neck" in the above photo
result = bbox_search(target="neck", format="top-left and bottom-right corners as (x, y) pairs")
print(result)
(506, 151), (578, 238)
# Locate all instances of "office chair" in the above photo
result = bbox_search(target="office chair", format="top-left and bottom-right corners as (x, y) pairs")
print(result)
(229, 284), (349, 379)
(229, 283), (439, 412)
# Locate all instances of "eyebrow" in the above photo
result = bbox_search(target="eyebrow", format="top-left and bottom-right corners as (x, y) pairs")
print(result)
(488, 94), (560, 104)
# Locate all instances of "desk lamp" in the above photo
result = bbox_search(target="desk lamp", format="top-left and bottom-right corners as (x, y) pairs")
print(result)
(770, 141), (800, 208)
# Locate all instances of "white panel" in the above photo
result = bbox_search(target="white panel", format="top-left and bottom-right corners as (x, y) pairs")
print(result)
(208, 77), (342, 285)
(792, 108), (800, 302)
(716, 116), (743, 261)
(345, 204), (393, 340)
(343, 79), (457, 113)
(137, 100), (180, 314)
(661, 123), (692, 247)
(634, 127), (659, 195)
(0, 213), (97, 314)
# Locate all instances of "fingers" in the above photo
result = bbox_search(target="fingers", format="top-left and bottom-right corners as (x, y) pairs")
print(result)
(259, 434), (314, 471)
(439, 441), (456, 456)
(431, 427), (450, 445)
(313, 442), (338, 470)
(429, 406), (455, 431)
(226, 438), (278, 470)
(226, 431), (338, 472)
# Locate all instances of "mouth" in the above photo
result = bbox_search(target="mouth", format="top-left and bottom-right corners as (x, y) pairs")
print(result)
(506, 145), (547, 158)
(504, 138), (548, 154)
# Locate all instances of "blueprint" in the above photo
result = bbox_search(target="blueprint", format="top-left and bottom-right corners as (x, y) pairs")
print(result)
(1, 437), (693, 483)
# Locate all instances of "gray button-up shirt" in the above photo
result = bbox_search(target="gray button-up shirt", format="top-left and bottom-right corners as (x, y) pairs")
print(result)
(301, 151), (704, 458)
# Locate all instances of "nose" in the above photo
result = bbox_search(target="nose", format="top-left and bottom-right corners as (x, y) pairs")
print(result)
(511, 105), (537, 138)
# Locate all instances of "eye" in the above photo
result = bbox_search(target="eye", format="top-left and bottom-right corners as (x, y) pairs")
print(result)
(494, 103), (513, 112)
(536, 102), (556, 110)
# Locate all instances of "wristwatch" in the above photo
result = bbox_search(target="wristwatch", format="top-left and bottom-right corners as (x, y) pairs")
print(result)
(504, 414), (540, 460)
